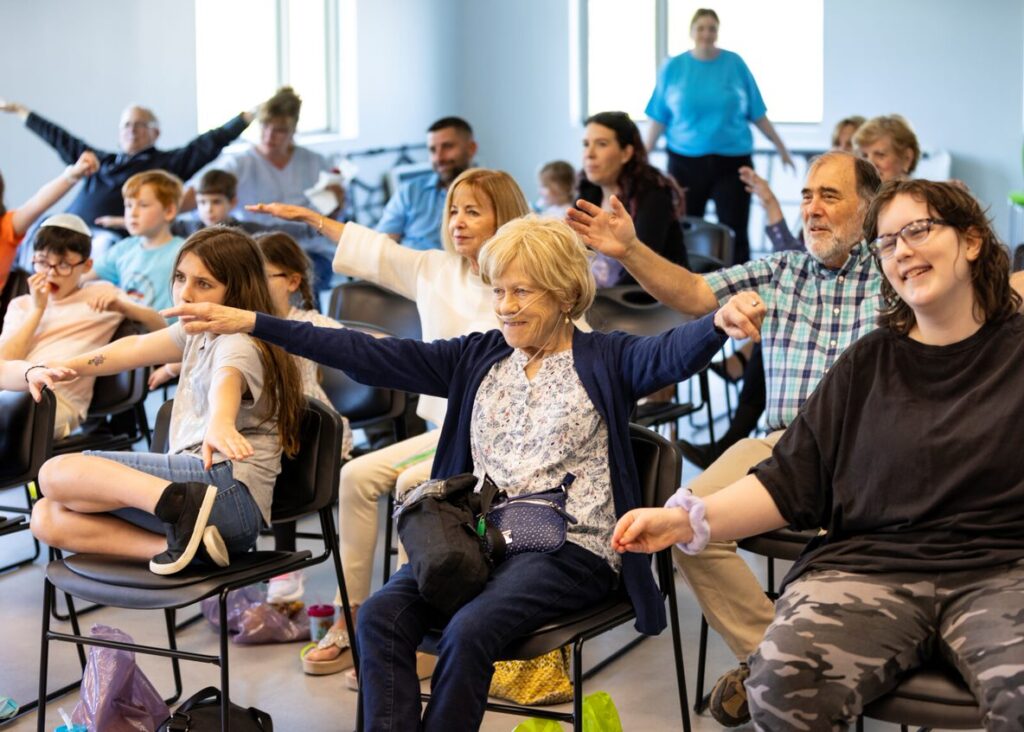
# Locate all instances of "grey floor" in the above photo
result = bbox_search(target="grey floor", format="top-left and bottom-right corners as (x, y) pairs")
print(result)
(0, 384), (977, 731)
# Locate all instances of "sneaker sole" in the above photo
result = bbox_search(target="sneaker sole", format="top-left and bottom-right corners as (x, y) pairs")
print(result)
(149, 485), (217, 575)
(203, 525), (230, 567)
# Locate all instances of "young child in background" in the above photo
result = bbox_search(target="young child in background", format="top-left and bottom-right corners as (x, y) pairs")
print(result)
(89, 170), (184, 311)
(0, 214), (165, 437)
(257, 231), (353, 609)
(534, 160), (575, 219)
(0, 151), (99, 291)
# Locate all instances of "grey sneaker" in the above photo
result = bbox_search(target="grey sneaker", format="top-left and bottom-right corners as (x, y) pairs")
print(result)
(707, 663), (750, 727)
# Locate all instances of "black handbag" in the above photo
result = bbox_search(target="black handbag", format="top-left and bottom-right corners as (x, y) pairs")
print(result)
(158, 686), (272, 731)
(394, 473), (501, 616)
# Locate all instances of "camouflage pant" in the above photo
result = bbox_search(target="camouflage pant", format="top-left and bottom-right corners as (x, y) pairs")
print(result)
(746, 562), (1024, 731)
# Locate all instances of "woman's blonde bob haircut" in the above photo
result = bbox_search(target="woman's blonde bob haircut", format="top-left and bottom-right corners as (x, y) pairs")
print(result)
(852, 114), (921, 174)
(440, 169), (530, 256)
(477, 215), (596, 322)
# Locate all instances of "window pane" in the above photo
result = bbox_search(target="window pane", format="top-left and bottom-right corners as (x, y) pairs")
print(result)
(667, 0), (823, 123)
(587, 0), (656, 119)
(286, 0), (329, 132)
(195, 0), (278, 141)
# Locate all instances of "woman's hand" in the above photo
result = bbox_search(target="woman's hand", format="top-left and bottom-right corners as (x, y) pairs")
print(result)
(780, 151), (796, 174)
(738, 166), (775, 209)
(565, 195), (639, 260)
(714, 292), (766, 341)
(202, 421), (255, 470)
(245, 202), (315, 223)
(147, 363), (180, 390)
(28, 272), (50, 311)
(94, 215), (125, 230)
(161, 303), (257, 336)
(26, 365), (77, 401)
(612, 507), (692, 554)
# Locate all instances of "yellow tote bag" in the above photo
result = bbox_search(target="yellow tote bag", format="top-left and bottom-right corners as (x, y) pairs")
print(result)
(489, 647), (573, 706)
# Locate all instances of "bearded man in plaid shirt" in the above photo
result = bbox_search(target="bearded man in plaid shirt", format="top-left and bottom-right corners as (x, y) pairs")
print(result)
(569, 150), (886, 726)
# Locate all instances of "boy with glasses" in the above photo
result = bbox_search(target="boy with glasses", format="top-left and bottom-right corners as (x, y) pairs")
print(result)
(0, 214), (163, 437)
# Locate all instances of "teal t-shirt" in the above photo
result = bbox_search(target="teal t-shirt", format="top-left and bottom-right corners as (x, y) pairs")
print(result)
(93, 236), (185, 312)
(645, 49), (767, 157)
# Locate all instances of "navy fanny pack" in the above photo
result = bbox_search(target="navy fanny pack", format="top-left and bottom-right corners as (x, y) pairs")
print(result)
(482, 473), (578, 562)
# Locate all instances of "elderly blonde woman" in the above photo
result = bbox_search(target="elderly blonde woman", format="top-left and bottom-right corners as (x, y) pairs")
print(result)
(853, 114), (920, 183)
(246, 168), (530, 678)
(165, 214), (757, 731)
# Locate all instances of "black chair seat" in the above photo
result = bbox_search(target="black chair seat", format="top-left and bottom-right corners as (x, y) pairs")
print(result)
(633, 401), (698, 427)
(52, 428), (137, 455)
(862, 661), (980, 728)
(738, 528), (819, 562)
(0, 514), (27, 536)
(50, 550), (312, 609)
(420, 592), (635, 662)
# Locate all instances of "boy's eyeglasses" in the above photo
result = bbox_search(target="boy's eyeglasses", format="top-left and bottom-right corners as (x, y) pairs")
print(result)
(869, 218), (948, 260)
(32, 258), (86, 276)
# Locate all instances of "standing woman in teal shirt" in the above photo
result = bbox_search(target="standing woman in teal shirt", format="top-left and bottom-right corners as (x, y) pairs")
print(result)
(645, 8), (793, 264)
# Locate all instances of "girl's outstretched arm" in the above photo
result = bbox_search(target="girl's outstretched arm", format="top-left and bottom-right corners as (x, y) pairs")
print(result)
(51, 328), (183, 378)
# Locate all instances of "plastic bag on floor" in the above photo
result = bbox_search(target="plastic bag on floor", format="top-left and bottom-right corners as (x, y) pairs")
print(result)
(510, 691), (622, 732)
(71, 624), (170, 732)
(201, 585), (309, 644)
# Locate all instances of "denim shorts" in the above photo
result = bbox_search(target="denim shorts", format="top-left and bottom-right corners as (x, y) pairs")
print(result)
(85, 450), (264, 555)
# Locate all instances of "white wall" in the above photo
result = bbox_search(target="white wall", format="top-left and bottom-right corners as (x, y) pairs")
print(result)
(0, 0), (458, 210)
(0, 1), (199, 207)
(453, 0), (1024, 237)
(4, 0), (1023, 237)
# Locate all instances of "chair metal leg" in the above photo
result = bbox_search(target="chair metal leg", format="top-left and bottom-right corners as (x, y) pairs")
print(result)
(163, 609), (183, 705)
(572, 639), (585, 732)
(322, 507), (360, 671)
(220, 590), (232, 732)
(48, 548), (104, 621)
(694, 615), (710, 713)
(135, 402), (152, 448)
(664, 559), (693, 732)
(382, 494), (395, 584)
(36, 579), (53, 732)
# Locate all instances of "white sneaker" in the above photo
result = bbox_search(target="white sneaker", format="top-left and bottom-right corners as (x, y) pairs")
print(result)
(267, 570), (305, 603)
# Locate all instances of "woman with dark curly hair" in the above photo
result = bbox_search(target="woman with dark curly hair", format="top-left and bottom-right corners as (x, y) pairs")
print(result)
(614, 179), (1024, 730)
(577, 111), (688, 286)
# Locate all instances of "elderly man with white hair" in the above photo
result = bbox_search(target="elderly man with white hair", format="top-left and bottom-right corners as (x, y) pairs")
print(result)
(1, 98), (255, 237)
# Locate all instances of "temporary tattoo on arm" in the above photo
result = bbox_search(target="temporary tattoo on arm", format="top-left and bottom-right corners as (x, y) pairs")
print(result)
(87, 354), (106, 367)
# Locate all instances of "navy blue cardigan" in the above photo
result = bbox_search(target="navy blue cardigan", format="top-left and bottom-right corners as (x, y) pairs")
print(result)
(254, 312), (725, 634)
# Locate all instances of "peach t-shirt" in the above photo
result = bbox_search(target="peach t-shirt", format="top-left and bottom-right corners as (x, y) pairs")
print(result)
(0, 281), (124, 420)
(0, 210), (26, 291)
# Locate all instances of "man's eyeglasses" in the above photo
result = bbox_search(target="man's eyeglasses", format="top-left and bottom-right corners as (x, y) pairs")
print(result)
(32, 258), (86, 276)
(869, 218), (948, 260)
(121, 121), (156, 131)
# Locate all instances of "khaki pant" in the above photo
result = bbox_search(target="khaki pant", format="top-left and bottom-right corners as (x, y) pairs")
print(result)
(672, 430), (784, 661)
(333, 429), (439, 607)
(53, 392), (82, 440)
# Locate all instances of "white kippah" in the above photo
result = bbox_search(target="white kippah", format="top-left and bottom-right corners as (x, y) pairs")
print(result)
(40, 213), (92, 238)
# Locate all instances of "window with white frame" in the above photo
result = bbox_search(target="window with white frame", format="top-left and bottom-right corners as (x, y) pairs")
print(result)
(584, 0), (823, 125)
(194, 0), (358, 139)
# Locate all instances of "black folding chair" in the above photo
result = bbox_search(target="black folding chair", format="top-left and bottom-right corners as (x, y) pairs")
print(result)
(0, 389), (56, 572)
(318, 320), (409, 582)
(857, 660), (981, 731)
(36, 398), (356, 732)
(52, 318), (153, 456)
(588, 285), (717, 445)
(682, 216), (735, 267)
(394, 426), (693, 732)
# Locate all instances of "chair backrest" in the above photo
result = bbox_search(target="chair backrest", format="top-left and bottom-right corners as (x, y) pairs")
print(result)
(588, 285), (692, 336)
(682, 216), (735, 267)
(327, 280), (423, 341)
(150, 398), (344, 524)
(87, 318), (150, 417)
(0, 388), (56, 488)
(629, 423), (682, 510)
(0, 267), (31, 329)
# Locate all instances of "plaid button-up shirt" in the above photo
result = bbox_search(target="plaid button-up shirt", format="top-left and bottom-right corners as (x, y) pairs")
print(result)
(704, 242), (883, 430)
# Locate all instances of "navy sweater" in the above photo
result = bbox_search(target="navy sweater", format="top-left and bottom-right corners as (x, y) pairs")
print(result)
(25, 112), (250, 226)
(254, 312), (725, 634)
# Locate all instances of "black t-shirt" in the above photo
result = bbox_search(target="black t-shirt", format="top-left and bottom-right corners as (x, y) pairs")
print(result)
(755, 314), (1024, 586)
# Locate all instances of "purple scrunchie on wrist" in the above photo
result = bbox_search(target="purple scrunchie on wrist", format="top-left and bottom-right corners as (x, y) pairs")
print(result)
(664, 486), (711, 555)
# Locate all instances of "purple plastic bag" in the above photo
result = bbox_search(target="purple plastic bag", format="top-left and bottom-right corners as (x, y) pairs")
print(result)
(200, 584), (309, 644)
(71, 625), (170, 732)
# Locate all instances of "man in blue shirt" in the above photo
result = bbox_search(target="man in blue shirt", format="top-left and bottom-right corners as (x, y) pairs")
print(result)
(376, 117), (477, 251)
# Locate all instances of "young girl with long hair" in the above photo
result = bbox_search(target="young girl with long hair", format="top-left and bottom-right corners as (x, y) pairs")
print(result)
(29, 227), (303, 575)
